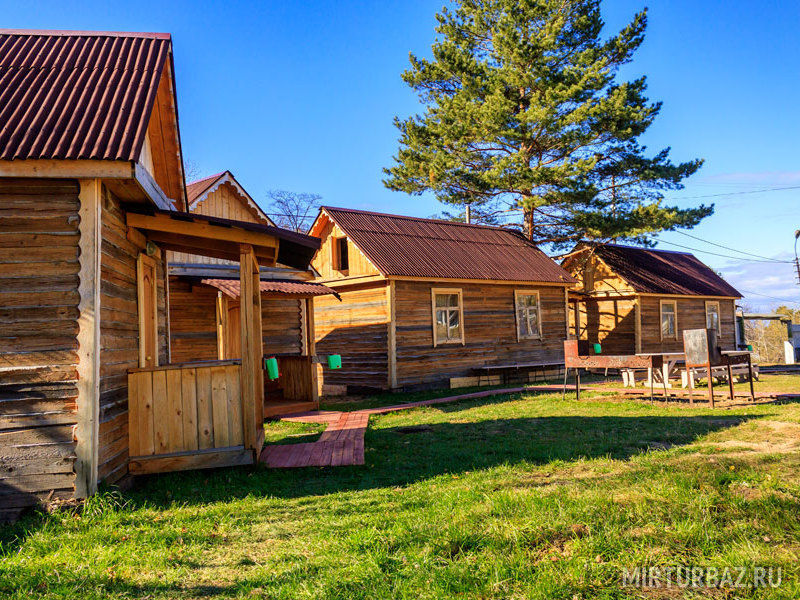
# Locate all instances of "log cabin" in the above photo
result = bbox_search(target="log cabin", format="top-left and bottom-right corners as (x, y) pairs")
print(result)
(167, 170), (337, 417)
(0, 30), (322, 521)
(308, 207), (576, 392)
(562, 243), (742, 355)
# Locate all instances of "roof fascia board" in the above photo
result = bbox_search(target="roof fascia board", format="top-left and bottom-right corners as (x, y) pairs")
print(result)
(0, 159), (134, 179)
(387, 275), (573, 287)
(134, 161), (177, 211)
(635, 292), (740, 300)
(317, 207), (387, 277)
(190, 171), (273, 225)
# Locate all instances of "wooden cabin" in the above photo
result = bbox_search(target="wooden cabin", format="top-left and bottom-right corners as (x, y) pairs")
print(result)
(308, 207), (576, 392)
(167, 171), (337, 417)
(562, 243), (742, 355)
(0, 30), (321, 521)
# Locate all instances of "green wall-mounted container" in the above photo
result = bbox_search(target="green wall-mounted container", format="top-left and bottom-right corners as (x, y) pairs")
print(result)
(593, 343), (602, 354)
(327, 354), (342, 369)
(746, 344), (753, 352)
(264, 356), (279, 380)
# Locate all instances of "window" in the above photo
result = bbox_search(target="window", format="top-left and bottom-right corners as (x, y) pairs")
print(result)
(333, 237), (349, 271)
(515, 290), (542, 340)
(660, 300), (677, 340)
(431, 288), (464, 346)
(705, 301), (721, 334)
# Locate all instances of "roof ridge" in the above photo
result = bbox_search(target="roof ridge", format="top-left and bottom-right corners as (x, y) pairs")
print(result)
(0, 29), (171, 39)
(599, 242), (694, 257)
(322, 205), (521, 233)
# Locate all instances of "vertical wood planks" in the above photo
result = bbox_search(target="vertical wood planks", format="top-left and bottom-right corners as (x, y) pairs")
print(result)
(226, 366), (243, 445)
(151, 370), (169, 454)
(211, 366), (231, 448)
(180, 368), (198, 451)
(165, 369), (184, 452)
(195, 367), (214, 449)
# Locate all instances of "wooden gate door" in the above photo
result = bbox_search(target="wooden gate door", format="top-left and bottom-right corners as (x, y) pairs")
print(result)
(136, 253), (159, 368)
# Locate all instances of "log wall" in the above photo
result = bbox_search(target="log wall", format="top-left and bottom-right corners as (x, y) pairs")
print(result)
(97, 186), (168, 484)
(0, 178), (81, 520)
(639, 296), (737, 353)
(314, 282), (389, 390)
(394, 281), (568, 389)
(168, 277), (219, 363)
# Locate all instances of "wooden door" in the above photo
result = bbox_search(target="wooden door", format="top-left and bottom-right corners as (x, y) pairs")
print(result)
(137, 253), (159, 368)
(225, 301), (241, 359)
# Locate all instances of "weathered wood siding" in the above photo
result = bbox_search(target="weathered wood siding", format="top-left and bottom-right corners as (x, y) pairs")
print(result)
(168, 281), (306, 362)
(98, 187), (168, 484)
(314, 283), (389, 389)
(311, 220), (381, 281)
(0, 178), (81, 519)
(168, 181), (269, 267)
(394, 281), (568, 389)
(639, 296), (736, 353)
(168, 277), (219, 363)
(572, 297), (637, 355)
(563, 250), (634, 295)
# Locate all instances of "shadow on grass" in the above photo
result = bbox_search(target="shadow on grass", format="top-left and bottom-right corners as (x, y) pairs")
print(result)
(121, 408), (765, 511)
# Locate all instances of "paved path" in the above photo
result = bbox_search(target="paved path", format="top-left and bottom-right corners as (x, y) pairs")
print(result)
(260, 384), (800, 468)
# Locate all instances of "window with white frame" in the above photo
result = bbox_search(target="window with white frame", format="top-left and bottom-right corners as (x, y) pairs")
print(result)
(432, 288), (463, 346)
(705, 301), (721, 334)
(660, 300), (677, 339)
(515, 290), (542, 340)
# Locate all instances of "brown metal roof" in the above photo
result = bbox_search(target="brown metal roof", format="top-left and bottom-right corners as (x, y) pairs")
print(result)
(201, 278), (339, 299)
(317, 207), (575, 284)
(187, 171), (225, 204)
(591, 243), (742, 297)
(0, 30), (170, 161)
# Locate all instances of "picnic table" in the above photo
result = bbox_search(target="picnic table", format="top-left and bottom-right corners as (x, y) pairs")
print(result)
(626, 352), (686, 389)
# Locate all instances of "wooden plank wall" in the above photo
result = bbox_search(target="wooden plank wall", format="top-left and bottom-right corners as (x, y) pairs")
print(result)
(394, 281), (568, 389)
(0, 178), (81, 520)
(168, 181), (270, 267)
(97, 186), (168, 484)
(168, 277), (219, 363)
(314, 283), (389, 389)
(311, 219), (381, 281)
(639, 297), (737, 353)
(573, 297), (637, 355)
(128, 363), (242, 457)
(262, 295), (304, 355)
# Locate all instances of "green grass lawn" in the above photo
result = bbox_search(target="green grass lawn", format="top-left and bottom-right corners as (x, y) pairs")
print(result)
(2, 389), (800, 599)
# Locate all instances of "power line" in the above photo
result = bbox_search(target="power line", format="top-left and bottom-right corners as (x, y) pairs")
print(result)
(655, 238), (795, 263)
(673, 230), (793, 263)
(738, 289), (800, 306)
(668, 184), (800, 201)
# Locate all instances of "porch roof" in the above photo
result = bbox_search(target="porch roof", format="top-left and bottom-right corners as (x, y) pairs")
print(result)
(201, 278), (340, 300)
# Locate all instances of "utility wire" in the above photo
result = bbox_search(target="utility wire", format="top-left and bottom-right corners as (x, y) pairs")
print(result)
(668, 184), (800, 200)
(673, 230), (793, 263)
(655, 238), (795, 263)
(737, 289), (800, 306)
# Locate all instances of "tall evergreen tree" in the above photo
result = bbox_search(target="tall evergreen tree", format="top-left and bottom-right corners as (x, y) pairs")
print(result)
(384, 0), (711, 248)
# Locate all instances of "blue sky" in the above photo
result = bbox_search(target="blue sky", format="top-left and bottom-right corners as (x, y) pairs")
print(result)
(5, 0), (799, 310)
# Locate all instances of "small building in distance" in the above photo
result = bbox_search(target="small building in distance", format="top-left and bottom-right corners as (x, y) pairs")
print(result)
(167, 170), (337, 417)
(562, 243), (742, 355)
(308, 207), (576, 393)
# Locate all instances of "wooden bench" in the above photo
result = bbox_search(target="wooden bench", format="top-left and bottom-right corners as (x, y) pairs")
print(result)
(681, 363), (760, 387)
(472, 361), (564, 385)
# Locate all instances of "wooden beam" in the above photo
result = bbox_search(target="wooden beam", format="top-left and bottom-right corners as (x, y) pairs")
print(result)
(142, 231), (276, 263)
(75, 179), (102, 498)
(0, 159), (133, 179)
(387, 280), (397, 389)
(128, 446), (253, 474)
(238, 245), (262, 460)
(216, 293), (228, 360)
(634, 298), (642, 355)
(126, 211), (279, 251)
(134, 161), (178, 211)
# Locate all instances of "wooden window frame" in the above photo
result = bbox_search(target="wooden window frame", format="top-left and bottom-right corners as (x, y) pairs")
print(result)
(514, 289), (542, 341)
(705, 300), (721, 335)
(659, 299), (677, 341)
(331, 236), (349, 273)
(431, 287), (465, 347)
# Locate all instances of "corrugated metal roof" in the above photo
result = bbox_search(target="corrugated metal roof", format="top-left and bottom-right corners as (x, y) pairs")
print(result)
(320, 207), (575, 284)
(0, 30), (170, 161)
(187, 171), (225, 204)
(201, 278), (338, 299)
(592, 243), (742, 297)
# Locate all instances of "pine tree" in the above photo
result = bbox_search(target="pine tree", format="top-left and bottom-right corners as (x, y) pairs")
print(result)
(384, 0), (711, 248)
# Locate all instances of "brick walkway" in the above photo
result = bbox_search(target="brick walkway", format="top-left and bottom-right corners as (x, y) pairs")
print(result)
(259, 383), (800, 468)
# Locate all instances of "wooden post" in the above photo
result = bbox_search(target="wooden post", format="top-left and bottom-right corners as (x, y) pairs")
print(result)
(305, 298), (319, 405)
(634, 297), (642, 355)
(239, 245), (263, 458)
(75, 179), (102, 498)
(216, 292), (227, 360)
(387, 280), (397, 389)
